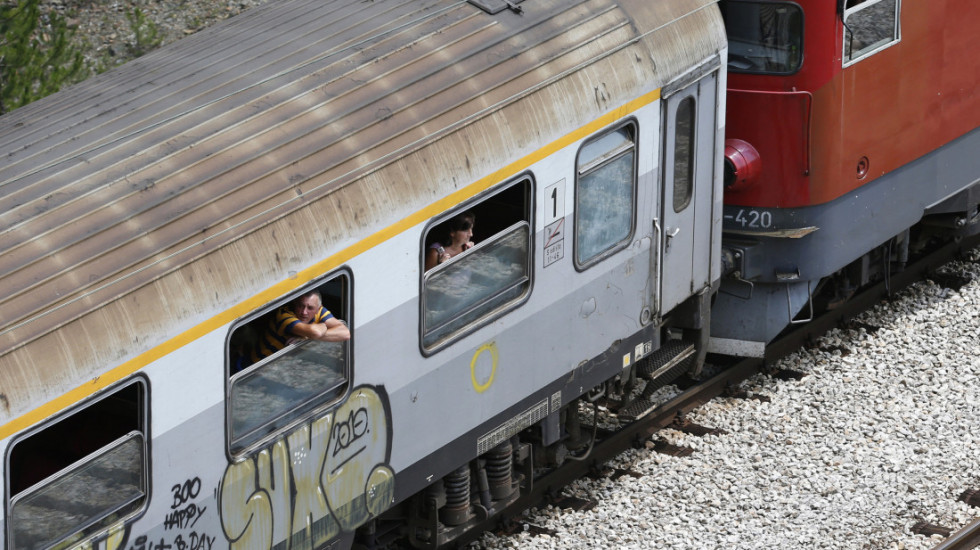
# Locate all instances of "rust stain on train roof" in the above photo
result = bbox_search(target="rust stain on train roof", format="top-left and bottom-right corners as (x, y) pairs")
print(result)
(0, 0), (725, 427)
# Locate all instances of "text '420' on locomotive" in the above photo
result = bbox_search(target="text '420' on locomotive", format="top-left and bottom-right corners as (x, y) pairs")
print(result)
(0, 0), (976, 549)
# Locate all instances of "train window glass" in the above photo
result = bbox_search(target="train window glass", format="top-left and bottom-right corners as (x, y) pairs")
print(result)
(228, 273), (350, 454)
(843, 0), (900, 65)
(422, 178), (532, 350)
(721, 1), (804, 74)
(673, 97), (696, 213)
(574, 123), (636, 267)
(7, 381), (146, 550)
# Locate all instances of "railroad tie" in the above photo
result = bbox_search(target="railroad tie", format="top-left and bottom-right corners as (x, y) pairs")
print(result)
(959, 488), (980, 507)
(911, 521), (952, 538)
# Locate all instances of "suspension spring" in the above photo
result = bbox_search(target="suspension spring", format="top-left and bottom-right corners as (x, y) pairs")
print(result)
(440, 465), (471, 526)
(485, 441), (514, 500)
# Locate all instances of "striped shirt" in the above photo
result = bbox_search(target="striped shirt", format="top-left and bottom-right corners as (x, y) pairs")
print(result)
(251, 305), (334, 361)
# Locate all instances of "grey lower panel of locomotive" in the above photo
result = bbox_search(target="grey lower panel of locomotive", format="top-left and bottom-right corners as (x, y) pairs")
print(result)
(712, 126), (980, 346)
(710, 279), (812, 353)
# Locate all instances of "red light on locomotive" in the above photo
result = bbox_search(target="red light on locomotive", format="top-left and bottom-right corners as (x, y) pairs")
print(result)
(723, 138), (762, 192)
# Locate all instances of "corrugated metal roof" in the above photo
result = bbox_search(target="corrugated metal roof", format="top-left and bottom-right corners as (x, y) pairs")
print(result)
(0, 0), (724, 424)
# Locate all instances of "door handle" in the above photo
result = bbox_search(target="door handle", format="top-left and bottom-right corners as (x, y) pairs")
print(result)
(665, 227), (680, 249)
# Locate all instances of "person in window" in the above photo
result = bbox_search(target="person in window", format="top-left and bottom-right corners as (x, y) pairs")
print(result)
(229, 323), (257, 374)
(251, 291), (350, 362)
(425, 211), (476, 271)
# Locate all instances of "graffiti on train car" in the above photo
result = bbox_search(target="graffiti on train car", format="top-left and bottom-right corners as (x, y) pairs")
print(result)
(70, 478), (215, 550)
(218, 385), (394, 550)
(151, 476), (216, 550)
(164, 503), (206, 531)
(128, 532), (216, 550)
(165, 477), (207, 530)
(66, 522), (131, 550)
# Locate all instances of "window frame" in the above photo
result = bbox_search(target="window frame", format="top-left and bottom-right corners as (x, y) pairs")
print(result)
(6, 378), (149, 550)
(671, 96), (697, 213)
(721, 0), (805, 76)
(573, 120), (639, 270)
(226, 269), (352, 457)
(842, 0), (901, 67)
(419, 176), (534, 354)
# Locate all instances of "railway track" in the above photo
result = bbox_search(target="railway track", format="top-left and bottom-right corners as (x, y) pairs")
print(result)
(447, 234), (980, 550)
(910, 490), (980, 549)
(933, 515), (980, 550)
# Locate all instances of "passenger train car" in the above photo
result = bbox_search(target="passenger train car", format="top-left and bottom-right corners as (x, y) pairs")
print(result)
(713, 0), (980, 353)
(0, 0), (727, 548)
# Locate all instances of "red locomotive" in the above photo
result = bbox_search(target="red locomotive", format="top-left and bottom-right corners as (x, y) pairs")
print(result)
(713, 0), (980, 350)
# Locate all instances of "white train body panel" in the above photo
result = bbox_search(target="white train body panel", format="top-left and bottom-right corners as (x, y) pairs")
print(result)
(0, 0), (726, 548)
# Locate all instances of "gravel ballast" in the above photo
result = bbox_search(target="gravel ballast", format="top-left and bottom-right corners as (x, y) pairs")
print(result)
(30, 3), (980, 548)
(473, 254), (980, 550)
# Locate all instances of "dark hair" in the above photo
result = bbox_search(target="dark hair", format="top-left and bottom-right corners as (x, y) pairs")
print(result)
(447, 211), (475, 235)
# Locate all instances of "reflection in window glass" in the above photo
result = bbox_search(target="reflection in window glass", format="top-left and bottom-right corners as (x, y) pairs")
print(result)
(673, 97), (696, 213)
(721, 1), (804, 74)
(575, 125), (636, 266)
(230, 340), (347, 453)
(8, 382), (146, 550)
(423, 223), (530, 347)
(421, 179), (531, 351)
(228, 274), (350, 454)
(844, 0), (899, 64)
(12, 435), (145, 550)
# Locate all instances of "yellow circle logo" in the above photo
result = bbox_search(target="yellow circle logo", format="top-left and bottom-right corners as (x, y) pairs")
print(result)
(470, 342), (498, 393)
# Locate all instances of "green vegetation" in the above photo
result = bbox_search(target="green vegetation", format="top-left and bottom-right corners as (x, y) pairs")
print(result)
(0, 0), (87, 114)
(124, 7), (161, 58)
(0, 0), (244, 114)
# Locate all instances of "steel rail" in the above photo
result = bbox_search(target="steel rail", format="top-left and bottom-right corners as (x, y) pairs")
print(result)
(444, 233), (980, 549)
(932, 517), (980, 550)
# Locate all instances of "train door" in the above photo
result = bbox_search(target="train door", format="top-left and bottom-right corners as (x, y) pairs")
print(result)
(660, 72), (717, 314)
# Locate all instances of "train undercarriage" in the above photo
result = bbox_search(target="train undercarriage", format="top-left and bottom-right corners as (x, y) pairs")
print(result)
(352, 306), (711, 550)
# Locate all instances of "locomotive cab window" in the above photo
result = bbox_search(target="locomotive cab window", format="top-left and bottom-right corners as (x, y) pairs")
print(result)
(843, 0), (900, 65)
(574, 122), (637, 268)
(721, 0), (804, 74)
(228, 273), (351, 454)
(7, 380), (147, 550)
(422, 178), (532, 351)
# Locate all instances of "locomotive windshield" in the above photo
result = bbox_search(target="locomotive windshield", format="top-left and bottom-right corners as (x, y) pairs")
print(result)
(721, 1), (803, 74)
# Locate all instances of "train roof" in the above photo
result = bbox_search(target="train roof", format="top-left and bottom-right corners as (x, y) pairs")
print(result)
(0, 0), (724, 428)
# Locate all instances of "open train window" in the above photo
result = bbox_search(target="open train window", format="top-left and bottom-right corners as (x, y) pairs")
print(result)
(574, 122), (637, 268)
(421, 178), (532, 351)
(227, 272), (351, 454)
(843, 0), (900, 65)
(721, 1), (804, 74)
(7, 380), (147, 550)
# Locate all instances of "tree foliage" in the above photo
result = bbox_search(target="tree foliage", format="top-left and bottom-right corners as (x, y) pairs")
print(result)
(0, 0), (87, 114)
(125, 7), (162, 58)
